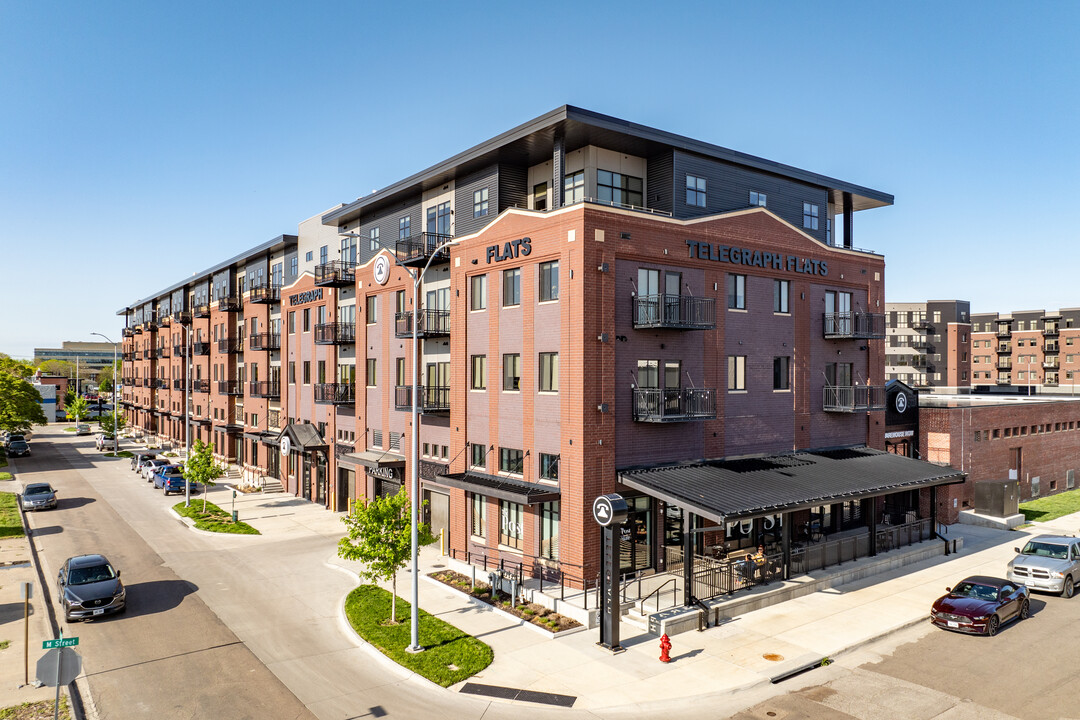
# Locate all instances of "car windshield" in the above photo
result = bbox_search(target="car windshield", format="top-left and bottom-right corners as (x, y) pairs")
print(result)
(25, 486), (52, 496)
(68, 564), (117, 585)
(1021, 541), (1069, 560)
(951, 582), (998, 601)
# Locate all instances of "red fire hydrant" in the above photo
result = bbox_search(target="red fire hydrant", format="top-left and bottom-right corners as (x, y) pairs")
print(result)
(659, 633), (672, 663)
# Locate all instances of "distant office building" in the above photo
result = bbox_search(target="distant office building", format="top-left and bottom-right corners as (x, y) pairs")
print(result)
(885, 301), (971, 390)
(34, 341), (117, 373)
(971, 309), (1080, 394)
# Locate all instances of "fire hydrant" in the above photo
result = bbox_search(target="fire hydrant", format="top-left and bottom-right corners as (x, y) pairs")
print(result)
(659, 633), (672, 663)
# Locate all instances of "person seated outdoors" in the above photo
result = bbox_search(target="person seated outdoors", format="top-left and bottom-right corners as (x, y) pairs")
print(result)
(751, 545), (770, 585)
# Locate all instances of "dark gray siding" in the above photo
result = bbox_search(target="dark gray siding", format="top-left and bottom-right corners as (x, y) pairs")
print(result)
(243, 257), (269, 288)
(672, 150), (830, 243)
(171, 288), (186, 311)
(647, 150), (674, 214)
(454, 164), (499, 237)
(157, 297), (170, 318)
(498, 162), (528, 213)
(359, 201), (422, 265)
(284, 250), (299, 284)
(193, 280), (210, 306)
(212, 269), (232, 299)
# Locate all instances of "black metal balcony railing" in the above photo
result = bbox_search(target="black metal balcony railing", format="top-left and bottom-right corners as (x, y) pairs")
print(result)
(191, 379), (210, 393)
(122, 328), (135, 338)
(822, 385), (887, 412)
(314, 322), (356, 345)
(133, 323), (144, 334)
(217, 337), (244, 354)
(997, 344), (1012, 354)
(1046, 374), (1060, 387)
(193, 303), (211, 318)
(396, 232), (453, 266)
(823, 312), (886, 339)
(996, 376), (1012, 385)
(997, 359), (1013, 370)
(1045, 342), (1060, 353)
(155, 346), (170, 358)
(633, 295), (716, 330)
(1044, 325), (1060, 337)
(173, 379), (184, 390)
(911, 320), (933, 331)
(996, 325), (1012, 338)
(192, 341), (211, 356)
(909, 340), (932, 352)
(217, 380), (244, 395)
(632, 388), (717, 422)
(1044, 359), (1060, 369)
(152, 378), (168, 390)
(394, 385), (450, 414)
(122, 351), (135, 361)
(910, 356), (928, 368)
(314, 382), (355, 404)
(217, 296), (241, 313)
(249, 381), (280, 398)
(173, 344), (190, 357)
(142, 349), (151, 359)
(314, 260), (357, 287)
(248, 283), (281, 304)
(157, 315), (170, 327)
(394, 310), (450, 338)
(172, 310), (192, 325)
(249, 332), (281, 351)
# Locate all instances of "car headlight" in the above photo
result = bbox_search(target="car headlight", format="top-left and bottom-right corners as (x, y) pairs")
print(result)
(972, 615), (989, 621)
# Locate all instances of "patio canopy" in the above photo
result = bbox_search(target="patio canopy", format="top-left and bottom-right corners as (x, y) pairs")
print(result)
(435, 470), (561, 505)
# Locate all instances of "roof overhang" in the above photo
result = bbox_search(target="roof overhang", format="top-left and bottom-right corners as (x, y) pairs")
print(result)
(277, 423), (328, 453)
(338, 450), (407, 470)
(435, 471), (560, 505)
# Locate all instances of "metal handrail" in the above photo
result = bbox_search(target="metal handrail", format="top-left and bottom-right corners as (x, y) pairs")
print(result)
(638, 577), (679, 615)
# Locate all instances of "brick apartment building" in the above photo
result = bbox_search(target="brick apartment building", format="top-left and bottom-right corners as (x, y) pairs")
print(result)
(884, 301), (972, 390)
(970, 309), (1080, 394)
(120, 106), (964, 587)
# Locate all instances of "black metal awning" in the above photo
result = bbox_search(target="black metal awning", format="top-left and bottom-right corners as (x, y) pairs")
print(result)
(244, 431), (276, 442)
(277, 423), (328, 452)
(617, 447), (965, 524)
(435, 471), (560, 505)
(338, 450), (407, 470)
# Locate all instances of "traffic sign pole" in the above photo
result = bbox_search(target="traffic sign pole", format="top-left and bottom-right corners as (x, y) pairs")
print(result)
(54, 630), (62, 720)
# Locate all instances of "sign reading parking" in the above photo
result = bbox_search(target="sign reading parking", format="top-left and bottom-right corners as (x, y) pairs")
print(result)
(43, 637), (78, 649)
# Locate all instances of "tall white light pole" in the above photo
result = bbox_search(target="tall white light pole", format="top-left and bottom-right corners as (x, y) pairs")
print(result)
(90, 333), (117, 451)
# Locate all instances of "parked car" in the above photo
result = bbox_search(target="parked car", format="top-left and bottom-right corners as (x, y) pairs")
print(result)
(1007, 535), (1080, 598)
(131, 451), (157, 473)
(95, 433), (117, 451)
(153, 465), (195, 495)
(930, 575), (1029, 636)
(21, 483), (57, 511)
(7, 440), (30, 457)
(4, 433), (26, 447)
(140, 458), (170, 481)
(56, 554), (126, 622)
(75, 423), (92, 436)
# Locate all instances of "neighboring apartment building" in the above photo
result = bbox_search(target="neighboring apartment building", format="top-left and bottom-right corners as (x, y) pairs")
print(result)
(884, 301), (971, 390)
(120, 105), (963, 587)
(970, 309), (1080, 394)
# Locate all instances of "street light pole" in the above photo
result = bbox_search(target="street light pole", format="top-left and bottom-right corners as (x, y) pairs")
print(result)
(90, 333), (117, 452)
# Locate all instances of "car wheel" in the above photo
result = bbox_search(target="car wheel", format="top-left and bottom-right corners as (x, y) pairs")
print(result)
(1063, 576), (1074, 599)
(1020, 599), (1030, 620)
(986, 615), (1000, 636)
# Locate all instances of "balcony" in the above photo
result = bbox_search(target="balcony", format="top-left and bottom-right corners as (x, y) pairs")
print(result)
(142, 349), (151, 359)
(1044, 359), (1060, 369)
(193, 303), (211, 318)
(824, 312), (886, 339)
(394, 310), (450, 338)
(248, 283), (281, 304)
(122, 351), (136, 361)
(1044, 325), (1060, 337)
(996, 375), (1012, 385)
(217, 337), (244, 354)
(249, 381), (280, 398)
(822, 385), (887, 413)
(632, 295), (715, 330)
(997, 344), (1012, 354)
(632, 388), (716, 422)
(217, 296), (241, 313)
(157, 316), (170, 328)
(314, 322), (355, 345)
(155, 346), (170, 359)
(191, 379), (210, 394)
(151, 378), (168, 390)
(396, 232), (453, 266)
(394, 385), (450, 414)
(314, 382), (355, 404)
(909, 340), (932, 352)
(192, 341), (211, 356)
(173, 379), (185, 390)
(997, 359), (1013, 370)
(910, 356), (928, 368)
(996, 325), (1012, 338)
(1046, 373), (1060, 387)
(133, 323), (144, 334)
(122, 327), (135, 338)
(217, 380), (244, 396)
(249, 332), (281, 351)
(314, 260), (356, 287)
(173, 343), (189, 357)
(911, 320), (933, 331)
(172, 310), (192, 325)
(1045, 342), (1060, 353)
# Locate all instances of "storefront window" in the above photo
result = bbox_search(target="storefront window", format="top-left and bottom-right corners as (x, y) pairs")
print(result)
(540, 501), (559, 560)
(499, 500), (523, 550)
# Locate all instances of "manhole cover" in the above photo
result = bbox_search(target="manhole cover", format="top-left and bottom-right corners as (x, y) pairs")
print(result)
(762, 653), (784, 662)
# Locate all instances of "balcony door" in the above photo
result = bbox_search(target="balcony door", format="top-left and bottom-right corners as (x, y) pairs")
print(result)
(825, 291), (852, 335)
(637, 269), (660, 324)
(427, 202), (451, 236)
(664, 272), (682, 324)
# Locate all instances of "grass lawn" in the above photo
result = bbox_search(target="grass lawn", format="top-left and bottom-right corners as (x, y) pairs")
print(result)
(1020, 487), (1080, 523)
(173, 500), (260, 534)
(104, 450), (134, 458)
(63, 428), (76, 433)
(344, 584), (492, 687)
(0, 472), (12, 481)
(0, 493), (24, 539)
(0, 695), (71, 719)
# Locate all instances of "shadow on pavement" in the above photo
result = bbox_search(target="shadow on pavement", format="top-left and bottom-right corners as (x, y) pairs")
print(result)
(122, 579), (199, 618)
(57, 497), (96, 510)
(29, 525), (64, 537)
(0, 600), (37, 624)
(257, 498), (310, 509)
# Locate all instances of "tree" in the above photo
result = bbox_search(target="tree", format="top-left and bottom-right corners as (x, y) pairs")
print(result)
(37, 359), (75, 377)
(337, 488), (435, 623)
(0, 373), (48, 435)
(183, 439), (224, 511)
(63, 388), (76, 410)
(99, 413), (126, 435)
(97, 365), (114, 394)
(66, 396), (89, 423)
(0, 354), (34, 380)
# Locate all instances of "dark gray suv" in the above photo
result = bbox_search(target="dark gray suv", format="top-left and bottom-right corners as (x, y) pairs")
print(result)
(57, 554), (126, 621)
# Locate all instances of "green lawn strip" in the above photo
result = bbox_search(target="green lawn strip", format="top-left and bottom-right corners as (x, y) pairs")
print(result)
(104, 451), (134, 458)
(172, 500), (260, 534)
(63, 428), (76, 433)
(344, 584), (492, 687)
(0, 472), (12, 481)
(1020, 487), (1080, 523)
(0, 493), (24, 539)
(0, 695), (71, 719)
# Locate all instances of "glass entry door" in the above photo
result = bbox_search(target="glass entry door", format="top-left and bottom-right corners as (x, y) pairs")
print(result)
(619, 496), (653, 574)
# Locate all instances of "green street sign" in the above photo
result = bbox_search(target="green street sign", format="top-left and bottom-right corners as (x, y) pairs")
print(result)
(42, 637), (78, 649)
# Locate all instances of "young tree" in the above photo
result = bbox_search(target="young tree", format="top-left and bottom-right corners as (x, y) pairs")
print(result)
(63, 388), (76, 411)
(66, 396), (89, 423)
(37, 359), (75, 377)
(337, 488), (435, 623)
(97, 365), (114, 394)
(183, 439), (224, 510)
(99, 413), (126, 435)
(0, 373), (47, 434)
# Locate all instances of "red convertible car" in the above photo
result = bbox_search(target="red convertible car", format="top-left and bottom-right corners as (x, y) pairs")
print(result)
(930, 575), (1030, 636)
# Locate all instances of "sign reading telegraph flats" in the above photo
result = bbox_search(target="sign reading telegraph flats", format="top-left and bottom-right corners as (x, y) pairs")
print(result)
(685, 240), (828, 276)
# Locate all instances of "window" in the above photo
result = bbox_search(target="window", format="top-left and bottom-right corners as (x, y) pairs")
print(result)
(540, 453), (559, 481)
(803, 202), (820, 230)
(773, 356), (790, 390)
(320, 245), (328, 265)
(317, 305), (327, 326)
(499, 448), (523, 475)
(686, 175), (706, 207)
(288, 311), (295, 334)
(502, 268), (521, 307)
(774, 279), (789, 313)
(426, 201), (451, 235)
(727, 274), (746, 309)
(499, 500), (523, 550)
(316, 360), (326, 385)
(471, 355), (486, 390)
(366, 359), (377, 387)
(470, 443), (486, 469)
(471, 494), (487, 538)
(750, 191), (767, 207)
(533, 182), (548, 211)
(539, 261), (559, 302)
(540, 500), (559, 560)
(503, 353), (521, 391)
(288, 361), (295, 384)
(368, 227), (379, 252)
(398, 216), (411, 240)
(395, 357), (406, 387)
(637, 359), (659, 388)
(302, 361), (311, 385)
(305, 251), (313, 262)
(290, 256), (298, 277)
(728, 356), (746, 390)
(473, 188), (489, 218)
(302, 308), (310, 333)
(395, 290), (405, 314)
(341, 235), (357, 264)
(539, 352), (559, 392)
(471, 274), (487, 310)
(563, 170), (584, 205)
(366, 296), (377, 324)
(597, 169), (643, 207)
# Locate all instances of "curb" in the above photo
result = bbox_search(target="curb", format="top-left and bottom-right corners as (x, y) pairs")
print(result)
(166, 506), (263, 538)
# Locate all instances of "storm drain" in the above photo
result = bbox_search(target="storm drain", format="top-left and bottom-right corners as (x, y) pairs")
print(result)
(459, 683), (576, 707)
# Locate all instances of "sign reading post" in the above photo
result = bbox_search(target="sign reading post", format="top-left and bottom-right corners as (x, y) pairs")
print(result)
(593, 493), (629, 654)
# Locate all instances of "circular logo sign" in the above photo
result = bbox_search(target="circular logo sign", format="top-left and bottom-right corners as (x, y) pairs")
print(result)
(279, 435), (291, 457)
(895, 393), (908, 414)
(592, 493), (629, 527)
(373, 255), (390, 286)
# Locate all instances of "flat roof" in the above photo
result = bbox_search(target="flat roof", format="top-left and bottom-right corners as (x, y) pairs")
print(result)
(920, 393), (1080, 408)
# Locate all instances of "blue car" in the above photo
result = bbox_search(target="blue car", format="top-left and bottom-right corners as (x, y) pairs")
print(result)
(153, 465), (197, 495)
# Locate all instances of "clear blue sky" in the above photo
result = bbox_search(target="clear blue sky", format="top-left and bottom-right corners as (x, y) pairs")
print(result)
(2, 1), (1077, 358)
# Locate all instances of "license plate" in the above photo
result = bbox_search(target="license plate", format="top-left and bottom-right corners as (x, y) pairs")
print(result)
(93, 608), (104, 616)
(947, 621), (959, 628)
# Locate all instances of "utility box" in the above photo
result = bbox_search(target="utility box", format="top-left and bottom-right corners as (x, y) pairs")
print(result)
(974, 479), (1019, 517)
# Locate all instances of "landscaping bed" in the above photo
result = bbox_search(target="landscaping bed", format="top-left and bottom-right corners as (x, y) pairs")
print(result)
(428, 569), (582, 634)
(0, 696), (71, 720)
(0, 493), (24, 539)
(173, 500), (260, 534)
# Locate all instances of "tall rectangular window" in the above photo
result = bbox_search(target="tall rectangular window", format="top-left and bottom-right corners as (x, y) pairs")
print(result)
(317, 305), (327, 325)
(503, 354), (520, 391)
(728, 356), (746, 390)
(426, 201), (451, 235)
(471, 494), (487, 538)
(539, 261), (559, 302)
(368, 227), (379, 252)
(803, 202), (820, 230)
(288, 361), (296, 384)
(290, 256), (298, 277)
(366, 296), (377, 324)
(539, 352), (559, 392)
(774, 279), (790, 313)
(302, 308), (310, 332)
(473, 188), (489, 218)
(303, 361), (311, 385)
(317, 360), (326, 384)
(533, 182), (548, 210)
(470, 443), (486, 469)
(686, 175), (707, 207)
(727, 274), (746, 309)
(471, 355), (487, 390)
(366, 359), (377, 387)
(502, 268), (521, 307)
(320, 245), (328, 265)
(398, 216), (410, 240)
(637, 359), (659, 388)
(499, 500), (523, 550)
(340, 236), (357, 264)
(773, 356), (790, 390)
(499, 448), (524, 475)
(539, 453), (559, 481)
(563, 170), (584, 205)
(750, 191), (767, 207)
(471, 274), (487, 310)
(540, 501), (560, 560)
(288, 311), (295, 334)
(597, 169), (643, 207)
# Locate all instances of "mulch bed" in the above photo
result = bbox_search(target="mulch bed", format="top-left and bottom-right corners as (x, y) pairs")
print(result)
(429, 569), (582, 634)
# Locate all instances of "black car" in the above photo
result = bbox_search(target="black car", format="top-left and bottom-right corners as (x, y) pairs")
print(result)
(21, 483), (57, 511)
(56, 554), (126, 622)
(7, 439), (30, 457)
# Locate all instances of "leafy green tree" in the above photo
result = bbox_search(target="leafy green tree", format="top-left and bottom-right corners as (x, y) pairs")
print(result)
(63, 388), (76, 411)
(37, 359), (75, 377)
(99, 413), (126, 435)
(66, 396), (89, 423)
(183, 439), (224, 510)
(0, 373), (47, 434)
(0, 354), (35, 380)
(97, 365), (114, 394)
(337, 488), (435, 623)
